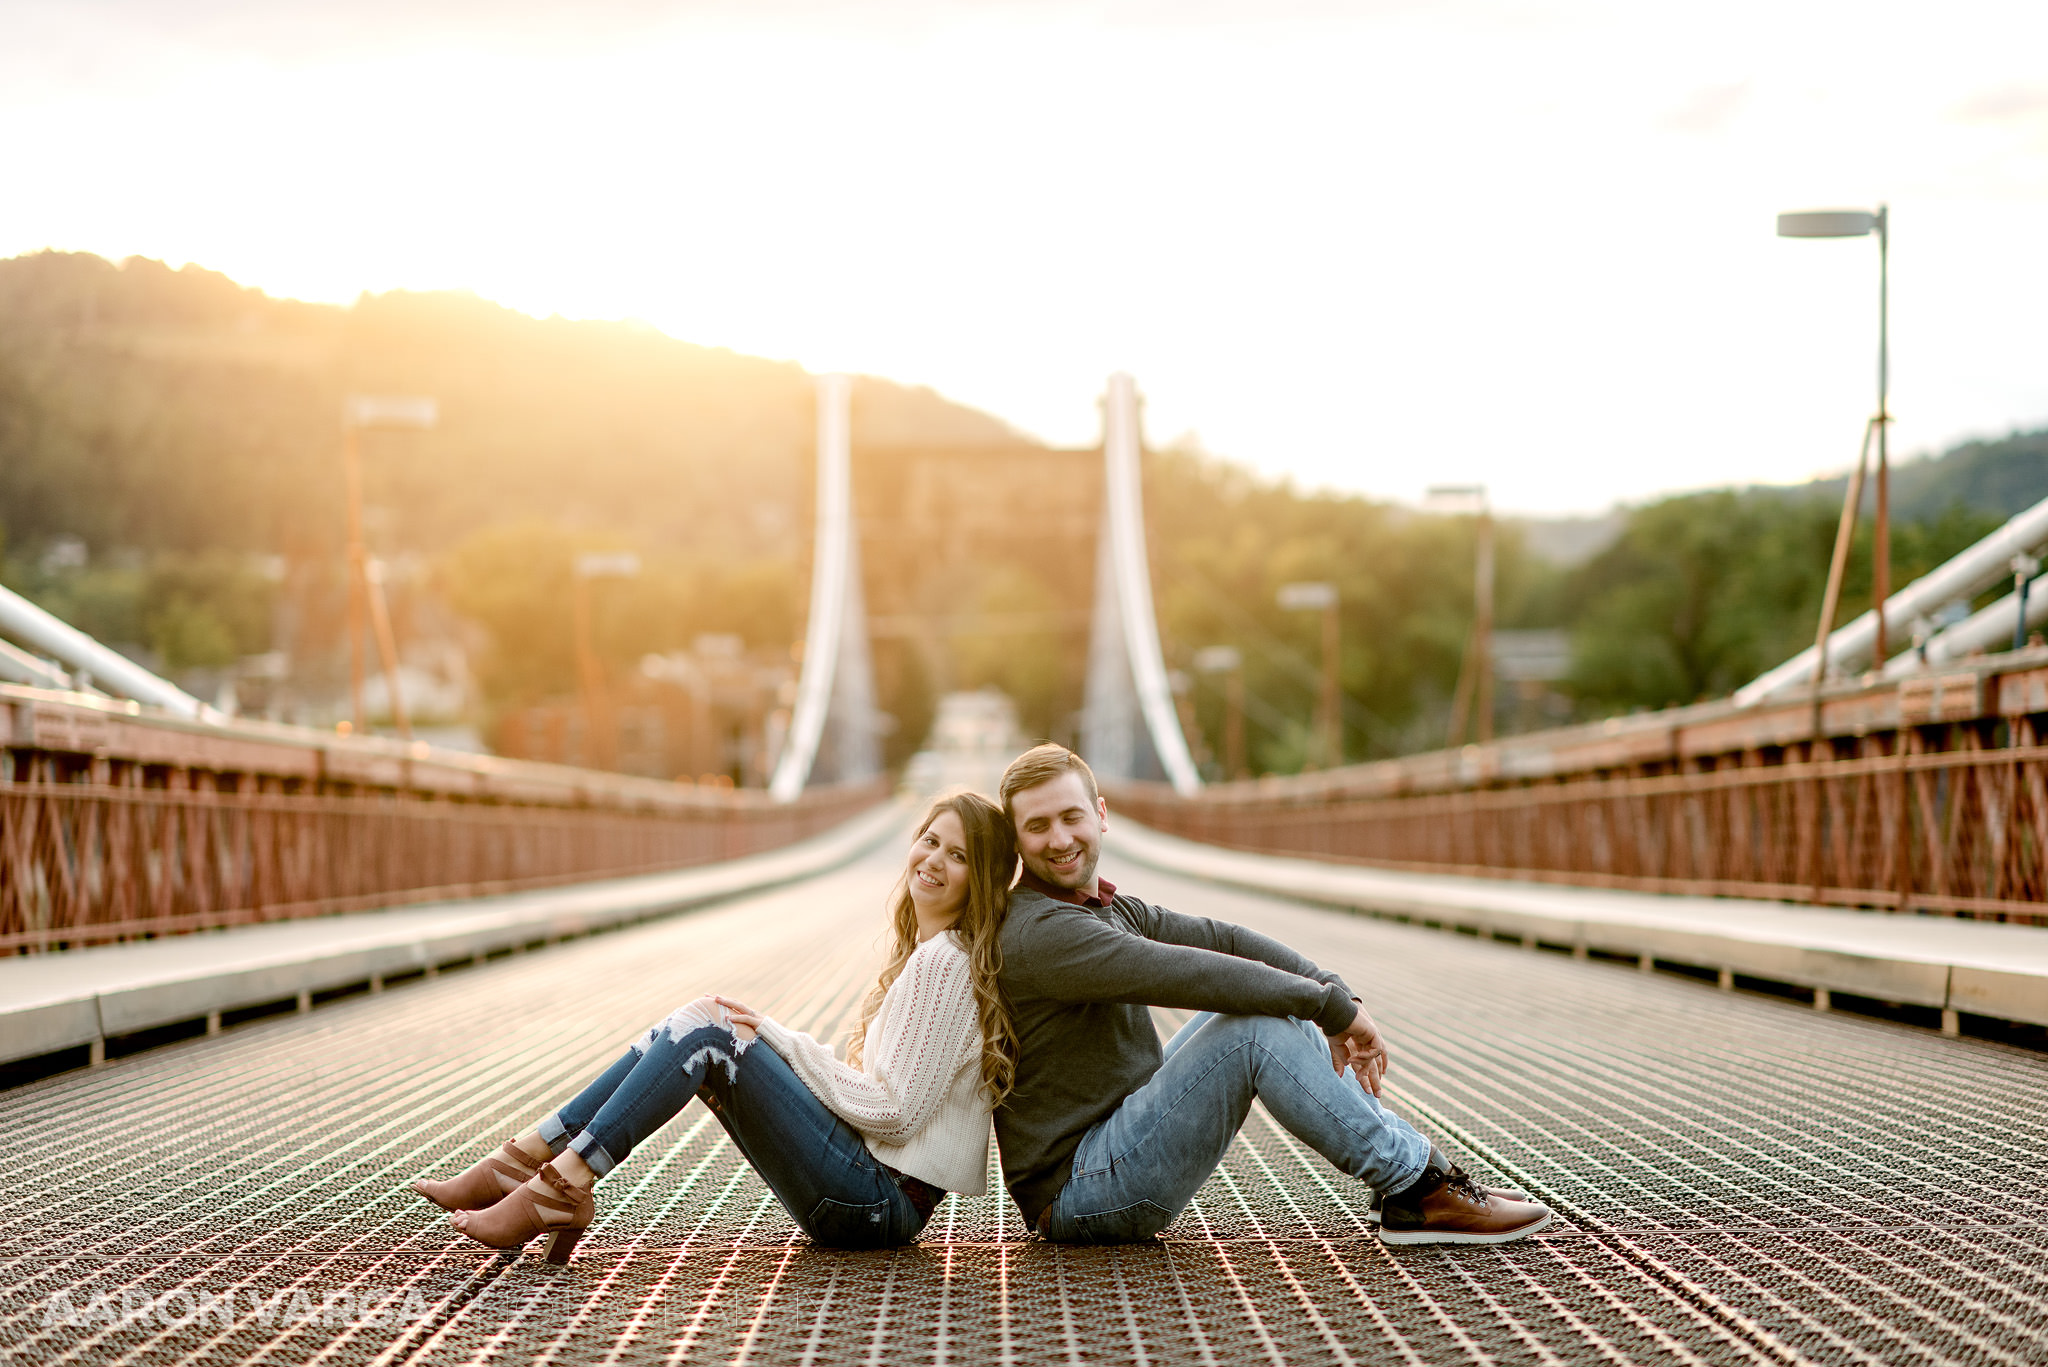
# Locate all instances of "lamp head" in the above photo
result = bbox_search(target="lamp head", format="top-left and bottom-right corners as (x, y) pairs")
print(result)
(1423, 483), (1488, 515)
(343, 395), (439, 430)
(1277, 582), (1338, 611)
(1777, 210), (1878, 239)
(575, 552), (642, 579)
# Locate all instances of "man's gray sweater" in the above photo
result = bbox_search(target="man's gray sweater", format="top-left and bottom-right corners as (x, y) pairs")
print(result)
(995, 879), (1359, 1226)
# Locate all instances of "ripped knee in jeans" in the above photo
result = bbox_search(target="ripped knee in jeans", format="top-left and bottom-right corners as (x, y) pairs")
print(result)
(630, 995), (754, 1083)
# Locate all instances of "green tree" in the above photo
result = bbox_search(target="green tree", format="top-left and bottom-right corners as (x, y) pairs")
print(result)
(0, 547), (275, 672)
(1564, 490), (2001, 713)
(1145, 446), (1563, 770)
(437, 522), (799, 717)
(949, 564), (1071, 740)
(142, 551), (277, 669)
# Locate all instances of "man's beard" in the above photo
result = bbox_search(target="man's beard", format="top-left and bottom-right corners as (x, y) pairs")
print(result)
(1034, 847), (1097, 888)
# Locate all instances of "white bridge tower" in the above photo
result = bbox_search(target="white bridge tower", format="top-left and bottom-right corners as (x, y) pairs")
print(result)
(1079, 374), (1203, 795)
(769, 374), (882, 800)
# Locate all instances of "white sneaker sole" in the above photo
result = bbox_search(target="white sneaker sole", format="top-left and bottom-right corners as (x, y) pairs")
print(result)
(1367, 1187), (1529, 1226)
(1377, 1208), (1554, 1245)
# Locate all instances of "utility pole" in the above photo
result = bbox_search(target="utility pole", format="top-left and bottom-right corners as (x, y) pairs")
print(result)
(340, 395), (436, 738)
(1874, 205), (1891, 665)
(342, 422), (368, 735)
(1225, 659), (1247, 779)
(573, 551), (640, 771)
(1778, 204), (1891, 665)
(1277, 583), (1340, 769)
(365, 559), (411, 739)
(1430, 485), (1493, 746)
(1473, 507), (1495, 743)
(1194, 645), (1247, 779)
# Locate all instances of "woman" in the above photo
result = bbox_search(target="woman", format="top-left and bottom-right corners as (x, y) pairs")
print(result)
(410, 790), (1017, 1262)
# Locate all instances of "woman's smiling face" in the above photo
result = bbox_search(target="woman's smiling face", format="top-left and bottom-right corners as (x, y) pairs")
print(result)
(905, 809), (971, 926)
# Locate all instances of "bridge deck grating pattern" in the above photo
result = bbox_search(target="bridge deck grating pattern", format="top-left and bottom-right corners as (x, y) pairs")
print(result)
(7, 848), (2048, 1365)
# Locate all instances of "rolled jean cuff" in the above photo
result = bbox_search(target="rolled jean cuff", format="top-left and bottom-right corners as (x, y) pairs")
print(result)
(1384, 1150), (1433, 1199)
(567, 1131), (619, 1178)
(536, 1112), (574, 1156)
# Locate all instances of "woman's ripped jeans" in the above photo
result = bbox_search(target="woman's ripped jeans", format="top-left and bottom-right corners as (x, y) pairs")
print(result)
(535, 998), (929, 1248)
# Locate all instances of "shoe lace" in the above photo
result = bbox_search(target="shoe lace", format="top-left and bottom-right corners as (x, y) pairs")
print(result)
(1443, 1165), (1490, 1206)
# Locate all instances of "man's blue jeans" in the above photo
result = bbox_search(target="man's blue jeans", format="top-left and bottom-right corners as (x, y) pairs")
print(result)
(535, 1003), (929, 1248)
(1039, 1012), (1432, 1243)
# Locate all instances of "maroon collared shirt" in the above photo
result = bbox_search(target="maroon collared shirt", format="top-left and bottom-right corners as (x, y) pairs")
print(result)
(1015, 869), (1117, 909)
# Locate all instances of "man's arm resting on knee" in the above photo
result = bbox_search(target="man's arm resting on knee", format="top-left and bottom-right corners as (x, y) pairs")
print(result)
(1132, 898), (1392, 1091)
(1007, 901), (1358, 1034)
(1130, 898), (1355, 999)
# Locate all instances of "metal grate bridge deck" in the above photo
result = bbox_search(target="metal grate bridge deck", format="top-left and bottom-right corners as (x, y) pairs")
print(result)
(8, 844), (2047, 1365)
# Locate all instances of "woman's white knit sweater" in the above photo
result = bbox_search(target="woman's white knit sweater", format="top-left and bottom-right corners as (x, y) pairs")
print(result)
(754, 930), (991, 1195)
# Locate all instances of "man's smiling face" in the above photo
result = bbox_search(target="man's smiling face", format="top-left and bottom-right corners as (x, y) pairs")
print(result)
(1010, 771), (1107, 893)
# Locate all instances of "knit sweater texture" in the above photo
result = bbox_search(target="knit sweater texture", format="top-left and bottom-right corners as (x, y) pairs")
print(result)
(755, 930), (991, 1195)
(995, 885), (1357, 1226)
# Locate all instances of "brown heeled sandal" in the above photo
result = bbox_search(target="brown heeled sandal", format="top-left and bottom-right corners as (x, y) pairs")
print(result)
(450, 1163), (594, 1264)
(410, 1140), (540, 1211)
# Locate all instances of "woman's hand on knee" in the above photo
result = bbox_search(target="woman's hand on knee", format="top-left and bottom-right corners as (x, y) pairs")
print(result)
(712, 995), (761, 1042)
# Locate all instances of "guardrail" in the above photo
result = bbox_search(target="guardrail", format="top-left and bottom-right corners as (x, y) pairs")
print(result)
(1111, 649), (2048, 927)
(1, 684), (886, 952)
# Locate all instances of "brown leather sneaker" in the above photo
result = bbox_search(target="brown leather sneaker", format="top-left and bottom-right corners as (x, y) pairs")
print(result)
(1378, 1149), (1553, 1246)
(1366, 1180), (1527, 1225)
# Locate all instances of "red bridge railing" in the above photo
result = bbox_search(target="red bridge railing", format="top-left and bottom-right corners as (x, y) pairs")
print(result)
(1, 685), (886, 953)
(1110, 653), (2048, 927)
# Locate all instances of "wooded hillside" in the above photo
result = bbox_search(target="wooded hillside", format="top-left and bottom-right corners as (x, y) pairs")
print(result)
(1, 250), (2040, 773)
(0, 250), (1023, 562)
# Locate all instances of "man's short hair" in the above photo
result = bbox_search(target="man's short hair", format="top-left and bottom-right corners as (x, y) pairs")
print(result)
(1000, 743), (1100, 821)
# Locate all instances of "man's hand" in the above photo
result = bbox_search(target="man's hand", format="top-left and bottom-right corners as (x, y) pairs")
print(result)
(1329, 1002), (1390, 1096)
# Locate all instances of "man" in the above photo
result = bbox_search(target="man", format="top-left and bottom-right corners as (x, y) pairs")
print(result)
(994, 742), (1553, 1245)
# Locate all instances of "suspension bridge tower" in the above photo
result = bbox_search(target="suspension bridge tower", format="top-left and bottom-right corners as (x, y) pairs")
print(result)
(1079, 373), (1203, 796)
(770, 370), (1200, 800)
(769, 374), (883, 801)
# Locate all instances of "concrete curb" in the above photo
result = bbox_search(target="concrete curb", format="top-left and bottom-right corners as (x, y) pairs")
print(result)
(1, 797), (913, 1068)
(1110, 819), (2048, 1033)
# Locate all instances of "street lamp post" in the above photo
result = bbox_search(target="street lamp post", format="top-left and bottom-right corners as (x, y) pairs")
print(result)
(1778, 206), (1892, 665)
(1193, 645), (1247, 779)
(341, 395), (437, 738)
(572, 551), (641, 770)
(1427, 484), (1494, 745)
(363, 559), (410, 739)
(1276, 583), (1340, 769)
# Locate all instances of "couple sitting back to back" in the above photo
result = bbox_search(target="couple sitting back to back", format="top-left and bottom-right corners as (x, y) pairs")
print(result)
(413, 744), (1552, 1260)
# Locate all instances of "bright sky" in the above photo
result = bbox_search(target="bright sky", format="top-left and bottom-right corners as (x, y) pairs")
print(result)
(6, 0), (2046, 514)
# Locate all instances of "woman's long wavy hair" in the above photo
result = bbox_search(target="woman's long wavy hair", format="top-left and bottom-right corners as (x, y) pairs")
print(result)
(845, 791), (1019, 1105)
